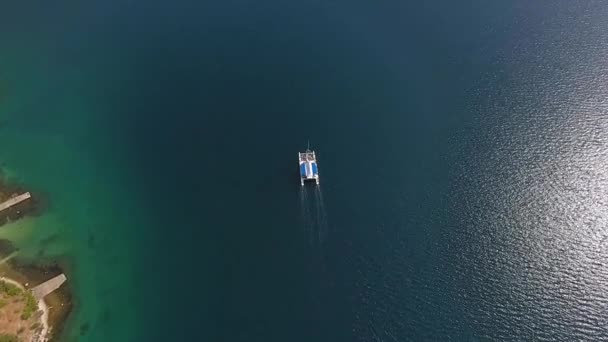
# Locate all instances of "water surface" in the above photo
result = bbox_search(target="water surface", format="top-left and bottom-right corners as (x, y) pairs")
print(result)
(1, 1), (608, 340)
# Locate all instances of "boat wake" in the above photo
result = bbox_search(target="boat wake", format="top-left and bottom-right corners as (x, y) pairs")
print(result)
(299, 186), (329, 244)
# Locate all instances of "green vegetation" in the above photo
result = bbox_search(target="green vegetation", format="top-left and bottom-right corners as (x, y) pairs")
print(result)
(0, 281), (22, 297)
(20, 291), (37, 320)
(0, 334), (19, 342)
(0, 279), (46, 340)
(0, 281), (39, 320)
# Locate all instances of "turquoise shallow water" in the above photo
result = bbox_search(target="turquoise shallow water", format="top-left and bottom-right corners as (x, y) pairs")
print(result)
(0, 48), (146, 339)
(2, 1), (608, 341)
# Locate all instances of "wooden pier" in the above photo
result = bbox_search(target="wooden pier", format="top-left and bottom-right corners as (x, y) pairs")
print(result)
(0, 192), (31, 212)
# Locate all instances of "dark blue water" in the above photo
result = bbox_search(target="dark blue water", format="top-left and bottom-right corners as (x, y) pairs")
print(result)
(2, 0), (608, 341)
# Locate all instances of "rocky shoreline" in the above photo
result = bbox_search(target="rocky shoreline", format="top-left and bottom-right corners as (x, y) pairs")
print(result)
(0, 175), (71, 342)
(0, 258), (73, 341)
(0, 179), (45, 227)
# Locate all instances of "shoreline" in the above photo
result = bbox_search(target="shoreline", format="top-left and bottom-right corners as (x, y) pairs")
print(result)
(0, 276), (50, 341)
(0, 257), (73, 341)
(0, 176), (46, 227)
(0, 173), (72, 341)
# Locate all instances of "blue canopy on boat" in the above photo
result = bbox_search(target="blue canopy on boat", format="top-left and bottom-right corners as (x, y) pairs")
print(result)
(305, 162), (312, 177)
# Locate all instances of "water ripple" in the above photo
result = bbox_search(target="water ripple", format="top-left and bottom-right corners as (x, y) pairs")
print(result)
(351, 1), (608, 340)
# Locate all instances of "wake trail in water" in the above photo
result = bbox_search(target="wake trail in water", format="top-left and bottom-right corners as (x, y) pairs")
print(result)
(299, 187), (313, 244)
(314, 186), (329, 243)
(299, 185), (329, 245)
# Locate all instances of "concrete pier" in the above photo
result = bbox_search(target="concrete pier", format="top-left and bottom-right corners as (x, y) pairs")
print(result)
(31, 274), (67, 300)
(0, 192), (31, 212)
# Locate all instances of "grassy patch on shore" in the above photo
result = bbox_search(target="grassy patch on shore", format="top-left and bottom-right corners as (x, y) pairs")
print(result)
(0, 280), (42, 340)
(0, 334), (19, 342)
(20, 291), (37, 320)
(0, 281), (37, 320)
(0, 281), (21, 297)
